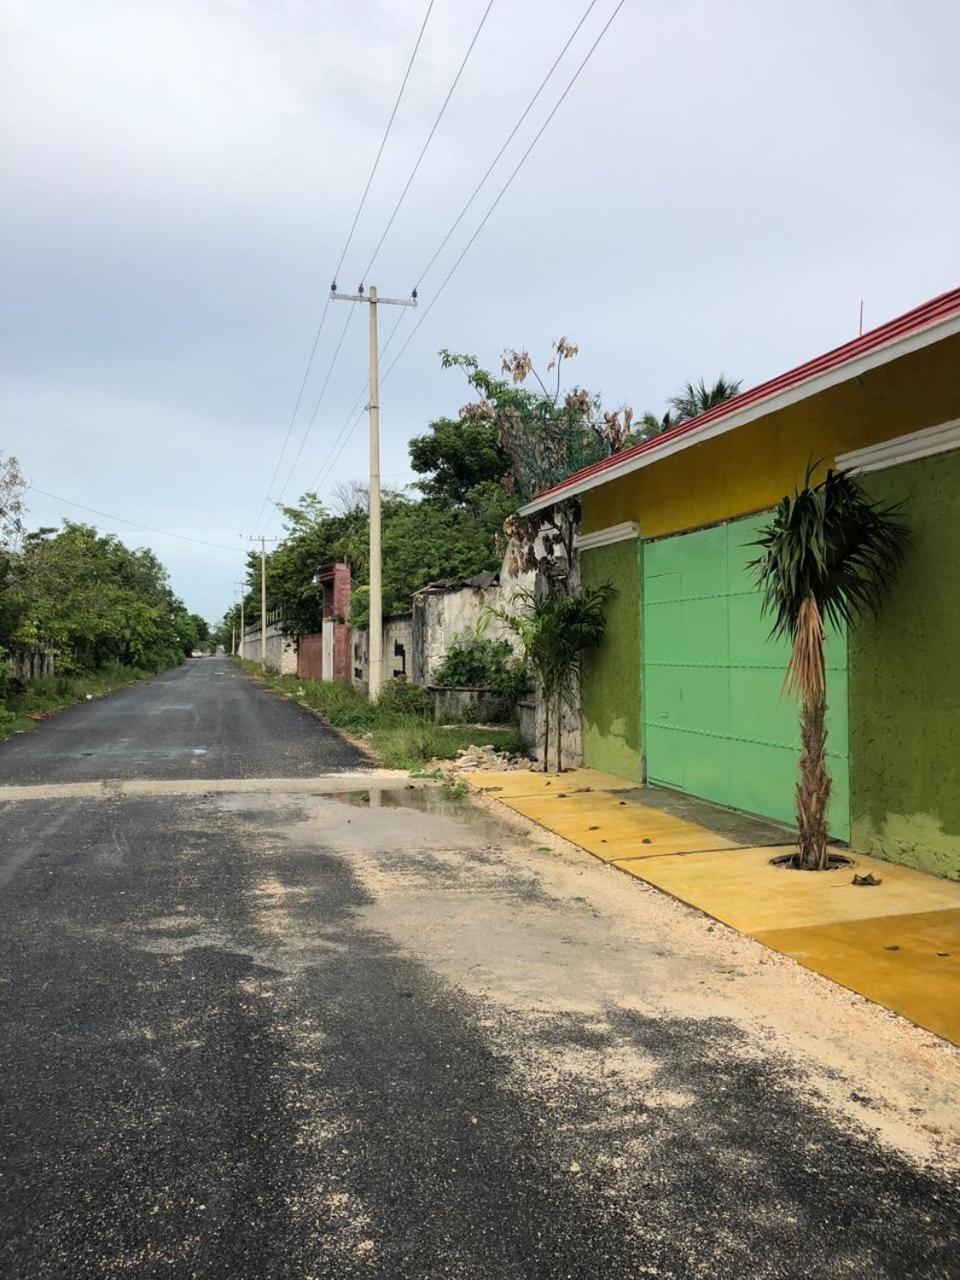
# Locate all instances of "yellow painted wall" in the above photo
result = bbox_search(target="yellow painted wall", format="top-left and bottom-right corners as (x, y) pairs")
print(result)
(581, 334), (960, 537)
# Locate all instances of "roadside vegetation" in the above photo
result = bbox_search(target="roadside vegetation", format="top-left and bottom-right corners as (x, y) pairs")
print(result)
(490, 585), (614, 772)
(1, 452), (208, 738)
(233, 659), (525, 771)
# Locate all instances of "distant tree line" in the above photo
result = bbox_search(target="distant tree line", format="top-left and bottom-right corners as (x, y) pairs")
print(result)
(1, 453), (209, 692)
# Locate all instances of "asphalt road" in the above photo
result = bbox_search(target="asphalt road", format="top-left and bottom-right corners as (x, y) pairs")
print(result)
(1, 660), (958, 1278)
(0, 656), (366, 782)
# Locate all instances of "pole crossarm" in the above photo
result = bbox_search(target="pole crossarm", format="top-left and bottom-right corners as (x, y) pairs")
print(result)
(330, 292), (418, 309)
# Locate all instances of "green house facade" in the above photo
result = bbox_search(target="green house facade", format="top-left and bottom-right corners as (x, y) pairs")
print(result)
(525, 288), (960, 880)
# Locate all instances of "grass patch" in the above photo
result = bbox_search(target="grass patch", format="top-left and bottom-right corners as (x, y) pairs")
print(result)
(0, 662), (161, 741)
(369, 723), (525, 771)
(234, 659), (526, 770)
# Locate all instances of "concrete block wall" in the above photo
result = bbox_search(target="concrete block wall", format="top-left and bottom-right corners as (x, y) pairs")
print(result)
(240, 615), (297, 675)
(7, 645), (55, 682)
(351, 613), (414, 689)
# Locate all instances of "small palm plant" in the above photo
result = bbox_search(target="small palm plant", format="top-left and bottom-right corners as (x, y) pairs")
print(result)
(752, 466), (908, 869)
(491, 584), (613, 772)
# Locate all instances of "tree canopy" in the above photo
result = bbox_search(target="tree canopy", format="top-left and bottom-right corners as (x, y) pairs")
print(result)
(235, 339), (737, 640)
(1, 483), (208, 679)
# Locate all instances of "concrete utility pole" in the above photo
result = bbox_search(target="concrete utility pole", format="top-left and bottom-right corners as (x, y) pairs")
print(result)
(247, 543), (277, 672)
(330, 283), (416, 698)
(260, 536), (268, 673)
(234, 581), (246, 659)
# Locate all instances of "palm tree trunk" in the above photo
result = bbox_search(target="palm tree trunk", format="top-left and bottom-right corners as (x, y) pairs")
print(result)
(796, 692), (831, 869)
(542, 689), (550, 774)
(555, 688), (563, 774)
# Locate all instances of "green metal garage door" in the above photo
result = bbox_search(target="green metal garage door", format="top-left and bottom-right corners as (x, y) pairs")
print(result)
(642, 514), (850, 840)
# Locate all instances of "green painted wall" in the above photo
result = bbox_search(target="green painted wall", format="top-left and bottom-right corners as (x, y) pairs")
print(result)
(643, 515), (849, 838)
(850, 448), (960, 881)
(580, 539), (643, 780)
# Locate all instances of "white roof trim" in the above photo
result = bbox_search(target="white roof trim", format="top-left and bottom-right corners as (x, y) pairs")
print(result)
(837, 417), (960, 474)
(519, 309), (960, 516)
(574, 521), (641, 550)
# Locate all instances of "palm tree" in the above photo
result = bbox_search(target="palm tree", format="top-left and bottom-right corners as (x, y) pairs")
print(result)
(490, 584), (613, 772)
(668, 375), (742, 422)
(752, 467), (908, 869)
(637, 410), (679, 441)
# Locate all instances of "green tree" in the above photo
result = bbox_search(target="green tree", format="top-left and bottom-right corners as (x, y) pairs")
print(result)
(262, 482), (512, 637)
(0, 454), (27, 658)
(408, 416), (509, 504)
(0, 453), (25, 548)
(636, 410), (679, 441)
(752, 467), (908, 870)
(638, 376), (741, 443)
(668, 375), (742, 422)
(439, 340), (635, 585)
(7, 522), (188, 673)
(212, 604), (241, 654)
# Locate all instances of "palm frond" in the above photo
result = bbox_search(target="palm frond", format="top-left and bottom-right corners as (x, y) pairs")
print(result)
(784, 593), (825, 701)
(668, 375), (743, 423)
(750, 467), (909, 641)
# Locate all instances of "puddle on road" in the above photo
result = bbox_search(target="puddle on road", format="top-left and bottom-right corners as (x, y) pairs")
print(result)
(334, 786), (518, 840)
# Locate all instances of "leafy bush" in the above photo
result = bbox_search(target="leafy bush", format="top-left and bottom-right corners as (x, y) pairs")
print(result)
(376, 677), (431, 720)
(433, 629), (511, 687)
(433, 628), (529, 695)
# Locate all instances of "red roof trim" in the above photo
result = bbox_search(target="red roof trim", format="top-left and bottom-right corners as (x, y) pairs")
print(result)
(527, 285), (960, 507)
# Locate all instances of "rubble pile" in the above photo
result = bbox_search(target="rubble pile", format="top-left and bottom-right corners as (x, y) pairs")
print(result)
(437, 743), (530, 773)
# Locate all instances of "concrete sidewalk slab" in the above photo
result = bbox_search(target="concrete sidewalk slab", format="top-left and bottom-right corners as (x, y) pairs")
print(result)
(754, 909), (960, 1044)
(497, 792), (740, 859)
(471, 767), (960, 1044)
(614, 845), (960, 934)
(464, 768), (636, 799)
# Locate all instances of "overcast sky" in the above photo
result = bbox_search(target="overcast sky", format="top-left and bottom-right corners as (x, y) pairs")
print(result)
(3, 0), (958, 620)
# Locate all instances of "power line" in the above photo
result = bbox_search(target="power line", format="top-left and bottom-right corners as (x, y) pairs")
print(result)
(386, 0), (627, 381)
(306, 310), (409, 495)
(26, 485), (247, 555)
(250, 0), (436, 532)
(279, 1), (491, 516)
(250, 294), (332, 536)
(286, 0), (625, 505)
(333, 0), (436, 289)
(413, 0), (601, 293)
(259, 301), (358, 532)
(359, 0), (496, 287)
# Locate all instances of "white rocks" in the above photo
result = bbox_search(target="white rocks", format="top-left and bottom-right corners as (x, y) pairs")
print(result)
(442, 743), (529, 773)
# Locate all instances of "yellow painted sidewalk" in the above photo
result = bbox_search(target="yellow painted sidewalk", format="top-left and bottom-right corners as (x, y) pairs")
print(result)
(469, 769), (960, 1044)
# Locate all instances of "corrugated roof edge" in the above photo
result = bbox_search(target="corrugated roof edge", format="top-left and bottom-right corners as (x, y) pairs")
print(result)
(518, 285), (960, 515)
